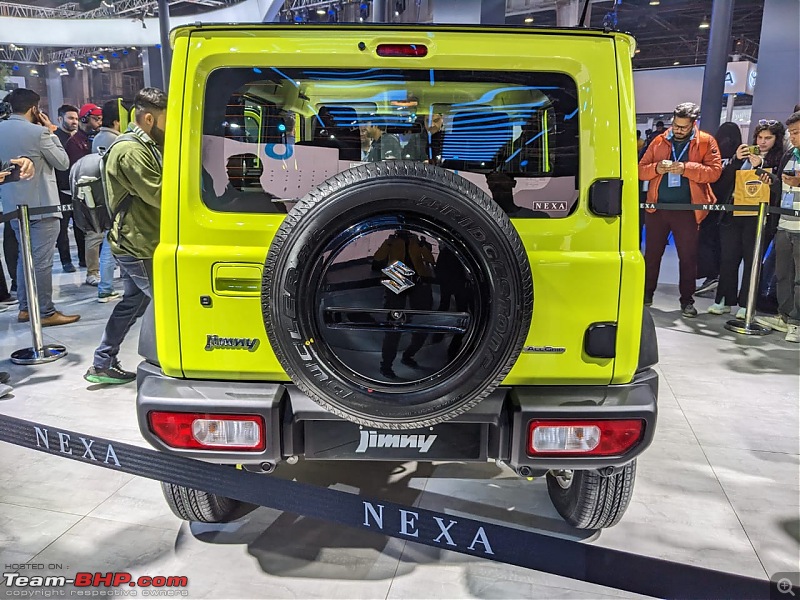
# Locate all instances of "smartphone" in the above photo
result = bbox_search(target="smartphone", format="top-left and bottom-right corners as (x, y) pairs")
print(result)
(748, 145), (760, 156)
(755, 167), (778, 183)
(4, 163), (21, 183)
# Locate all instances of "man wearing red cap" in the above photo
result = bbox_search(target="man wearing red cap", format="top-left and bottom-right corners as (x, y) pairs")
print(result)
(65, 103), (102, 286)
(65, 103), (102, 165)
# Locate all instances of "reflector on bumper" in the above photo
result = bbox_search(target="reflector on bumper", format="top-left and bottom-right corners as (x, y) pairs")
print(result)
(528, 420), (644, 457)
(149, 412), (265, 451)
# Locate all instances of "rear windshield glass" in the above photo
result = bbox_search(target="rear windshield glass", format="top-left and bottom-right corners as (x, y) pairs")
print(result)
(201, 67), (579, 217)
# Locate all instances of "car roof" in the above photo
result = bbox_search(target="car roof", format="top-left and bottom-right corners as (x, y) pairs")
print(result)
(170, 22), (635, 45)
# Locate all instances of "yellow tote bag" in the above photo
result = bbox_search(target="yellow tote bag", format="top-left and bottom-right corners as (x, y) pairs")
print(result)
(733, 169), (771, 216)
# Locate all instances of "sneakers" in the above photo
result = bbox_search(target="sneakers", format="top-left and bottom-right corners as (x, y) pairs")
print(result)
(755, 315), (789, 333)
(97, 290), (122, 303)
(84, 362), (136, 385)
(85, 274), (100, 286)
(0, 372), (11, 398)
(695, 277), (719, 296)
(62, 262), (76, 273)
(735, 307), (747, 320)
(681, 302), (698, 318)
(707, 302), (730, 315)
(0, 295), (18, 306)
(786, 324), (800, 343)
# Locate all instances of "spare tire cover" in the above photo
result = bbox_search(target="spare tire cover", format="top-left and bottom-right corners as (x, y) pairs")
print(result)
(262, 161), (532, 429)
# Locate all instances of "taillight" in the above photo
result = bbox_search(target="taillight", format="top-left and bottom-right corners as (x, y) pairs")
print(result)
(527, 420), (644, 456)
(376, 44), (428, 57)
(149, 412), (265, 451)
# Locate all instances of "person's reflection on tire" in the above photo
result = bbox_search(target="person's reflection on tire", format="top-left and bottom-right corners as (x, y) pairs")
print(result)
(372, 230), (434, 379)
(433, 245), (469, 360)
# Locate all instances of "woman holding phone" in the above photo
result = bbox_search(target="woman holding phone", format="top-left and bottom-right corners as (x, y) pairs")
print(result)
(708, 119), (786, 317)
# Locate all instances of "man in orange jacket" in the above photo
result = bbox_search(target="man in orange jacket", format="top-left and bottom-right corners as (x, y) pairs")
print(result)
(639, 102), (722, 317)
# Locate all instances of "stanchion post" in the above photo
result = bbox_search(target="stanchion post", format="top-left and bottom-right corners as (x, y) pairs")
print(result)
(725, 201), (771, 336)
(11, 205), (68, 365)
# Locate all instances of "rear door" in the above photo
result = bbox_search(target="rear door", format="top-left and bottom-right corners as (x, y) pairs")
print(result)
(173, 25), (623, 383)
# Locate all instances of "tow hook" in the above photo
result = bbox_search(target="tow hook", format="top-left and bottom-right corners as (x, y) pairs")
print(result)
(596, 466), (622, 477)
(243, 462), (276, 474)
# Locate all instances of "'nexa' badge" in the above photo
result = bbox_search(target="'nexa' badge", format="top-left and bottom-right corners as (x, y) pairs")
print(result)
(381, 261), (416, 294)
(205, 335), (259, 352)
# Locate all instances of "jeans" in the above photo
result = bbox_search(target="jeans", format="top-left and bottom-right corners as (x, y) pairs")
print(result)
(4, 221), (18, 292)
(644, 209), (700, 306)
(10, 217), (61, 317)
(93, 255), (152, 370)
(98, 231), (116, 295)
(775, 229), (800, 325)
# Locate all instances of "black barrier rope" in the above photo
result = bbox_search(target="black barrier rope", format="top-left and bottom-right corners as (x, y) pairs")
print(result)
(0, 203), (73, 224)
(0, 412), (787, 600)
(639, 202), (800, 218)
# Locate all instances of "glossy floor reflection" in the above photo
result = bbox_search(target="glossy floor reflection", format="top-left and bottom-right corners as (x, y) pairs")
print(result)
(0, 245), (798, 599)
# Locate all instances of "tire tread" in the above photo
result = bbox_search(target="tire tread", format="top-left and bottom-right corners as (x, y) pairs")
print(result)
(546, 461), (636, 530)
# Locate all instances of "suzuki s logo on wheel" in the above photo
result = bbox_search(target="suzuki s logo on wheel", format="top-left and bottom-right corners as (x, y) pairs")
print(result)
(381, 261), (416, 294)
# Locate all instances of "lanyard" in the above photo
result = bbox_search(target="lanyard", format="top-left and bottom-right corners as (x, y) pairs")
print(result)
(671, 140), (689, 163)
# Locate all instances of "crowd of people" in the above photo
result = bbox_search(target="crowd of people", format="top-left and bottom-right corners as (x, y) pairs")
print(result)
(638, 101), (800, 343)
(0, 86), (167, 397)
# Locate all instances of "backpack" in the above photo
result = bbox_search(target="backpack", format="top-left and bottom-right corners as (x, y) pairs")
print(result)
(69, 152), (111, 234)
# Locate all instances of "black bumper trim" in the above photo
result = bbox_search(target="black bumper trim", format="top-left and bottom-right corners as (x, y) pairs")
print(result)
(136, 362), (657, 469)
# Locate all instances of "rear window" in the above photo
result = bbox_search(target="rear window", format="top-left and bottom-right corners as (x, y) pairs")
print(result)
(200, 67), (579, 217)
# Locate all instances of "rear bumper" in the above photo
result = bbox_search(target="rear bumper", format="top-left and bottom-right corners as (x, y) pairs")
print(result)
(136, 361), (657, 473)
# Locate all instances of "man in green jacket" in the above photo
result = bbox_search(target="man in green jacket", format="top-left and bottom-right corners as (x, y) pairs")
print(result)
(84, 88), (167, 384)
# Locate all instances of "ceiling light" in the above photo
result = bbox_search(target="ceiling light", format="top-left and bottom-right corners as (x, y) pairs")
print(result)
(524, 17), (534, 23)
(316, 9), (326, 14)
(673, 61), (680, 65)
(699, 17), (710, 29)
(649, 0), (660, 5)
(29, 68), (37, 75)
(635, 48), (641, 54)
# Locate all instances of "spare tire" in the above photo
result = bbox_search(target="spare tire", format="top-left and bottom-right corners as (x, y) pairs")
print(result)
(262, 161), (532, 429)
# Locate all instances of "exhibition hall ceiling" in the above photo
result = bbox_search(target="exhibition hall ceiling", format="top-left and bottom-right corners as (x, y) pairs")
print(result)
(1, 0), (765, 70)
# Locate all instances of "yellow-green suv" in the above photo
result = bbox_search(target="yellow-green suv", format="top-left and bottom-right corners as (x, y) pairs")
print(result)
(136, 23), (658, 530)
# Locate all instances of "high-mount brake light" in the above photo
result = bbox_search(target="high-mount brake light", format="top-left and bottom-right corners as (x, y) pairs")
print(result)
(527, 419), (644, 456)
(149, 412), (265, 451)
(376, 44), (428, 57)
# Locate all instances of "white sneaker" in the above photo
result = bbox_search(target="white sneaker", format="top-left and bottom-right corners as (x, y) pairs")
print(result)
(97, 290), (122, 303)
(755, 315), (789, 333)
(707, 302), (730, 315)
(0, 383), (12, 398)
(85, 274), (100, 286)
(786, 324), (800, 343)
(735, 307), (747, 320)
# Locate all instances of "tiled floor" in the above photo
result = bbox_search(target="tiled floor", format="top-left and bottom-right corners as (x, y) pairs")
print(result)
(0, 246), (798, 599)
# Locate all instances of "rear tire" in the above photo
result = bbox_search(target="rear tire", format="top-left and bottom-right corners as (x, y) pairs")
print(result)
(546, 461), (636, 529)
(161, 482), (240, 523)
